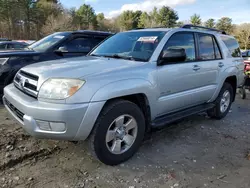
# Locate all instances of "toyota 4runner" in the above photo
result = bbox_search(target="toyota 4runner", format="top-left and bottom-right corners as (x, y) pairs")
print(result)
(3, 25), (245, 165)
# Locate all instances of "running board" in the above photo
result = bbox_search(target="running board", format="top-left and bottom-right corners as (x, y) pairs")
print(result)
(151, 103), (215, 128)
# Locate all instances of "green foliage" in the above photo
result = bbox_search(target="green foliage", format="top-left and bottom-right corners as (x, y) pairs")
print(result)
(119, 10), (142, 31)
(204, 18), (215, 28)
(138, 12), (150, 28)
(216, 17), (233, 34)
(76, 4), (97, 29)
(190, 14), (202, 26)
(156, 6), (178, 27)
(0, 0), (249, 48)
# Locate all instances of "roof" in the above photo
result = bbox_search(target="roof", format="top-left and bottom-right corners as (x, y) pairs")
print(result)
(72, 30), (114, 36)
(0, 41), (27, 44)
(128, 24), (228, 36)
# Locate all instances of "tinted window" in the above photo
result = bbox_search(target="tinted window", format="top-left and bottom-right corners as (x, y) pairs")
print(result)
(29, 32), (70, 52)
(60, 37), (97, 53)
(7, 43), (26, 49)
(91, 31), (166, 62)
(198, 34), (215, 60)
(221, 36), (241, 57)
(0, 43), (7, 49)
(162, 32), (196, 62)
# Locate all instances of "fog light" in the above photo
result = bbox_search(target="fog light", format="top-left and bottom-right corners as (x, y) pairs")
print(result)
(36, 120), (51, 131)
(50, 122), (66, 132)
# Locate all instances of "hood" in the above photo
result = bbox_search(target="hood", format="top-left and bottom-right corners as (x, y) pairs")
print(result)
(21, 56), (145, 80)
(0, 49), (40, 57)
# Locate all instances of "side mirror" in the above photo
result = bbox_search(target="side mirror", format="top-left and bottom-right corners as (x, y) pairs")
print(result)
(55, 46), (68, 54)
(158, 48), (186, 65)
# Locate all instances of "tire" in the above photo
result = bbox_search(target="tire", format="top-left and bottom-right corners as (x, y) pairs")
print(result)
(207, 82), (233, 120)
(238, 86), (246, 99)
(88, 99), (145, 165)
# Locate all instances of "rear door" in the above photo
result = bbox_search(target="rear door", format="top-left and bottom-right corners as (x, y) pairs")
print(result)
(194, 33), (224, 100)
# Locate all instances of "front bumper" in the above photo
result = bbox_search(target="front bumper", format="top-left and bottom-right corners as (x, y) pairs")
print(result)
(3, 84), (105, 141)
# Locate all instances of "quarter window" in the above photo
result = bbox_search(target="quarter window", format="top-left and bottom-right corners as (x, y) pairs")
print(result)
(221, 36), (241, 57)
(162, 33), (196, 62)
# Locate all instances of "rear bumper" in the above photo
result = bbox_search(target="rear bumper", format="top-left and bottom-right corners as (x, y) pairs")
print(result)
(3, 84), (105, 141)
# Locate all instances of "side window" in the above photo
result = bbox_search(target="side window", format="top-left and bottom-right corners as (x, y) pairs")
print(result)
(198, 34), (215, 60)
(92, 37), (106, 48)
(0, 44), (6, 50)
(162, 32), (196, 62)
(221, 36), (241, 57)
(213, 38), (222, 59)
(59, 37), (93, 53)
(12, 43), (26, 49)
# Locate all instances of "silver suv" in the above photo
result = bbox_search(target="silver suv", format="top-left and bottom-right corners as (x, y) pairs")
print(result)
(3, 25), (245, 165)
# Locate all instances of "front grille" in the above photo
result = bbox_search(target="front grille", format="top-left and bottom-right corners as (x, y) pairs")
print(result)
(14, 70), (39, 98)
(4, 98), (24, 122)
(19, 70), (39, 81)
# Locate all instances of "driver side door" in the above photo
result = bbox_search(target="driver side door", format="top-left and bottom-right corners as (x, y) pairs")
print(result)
(156, 32), (214, 116)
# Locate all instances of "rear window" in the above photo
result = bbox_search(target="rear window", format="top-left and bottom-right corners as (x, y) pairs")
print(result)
(220, 36), (241, 57)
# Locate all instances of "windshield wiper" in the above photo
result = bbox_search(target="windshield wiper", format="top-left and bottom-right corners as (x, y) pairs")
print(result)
(103, 54), (146, 62)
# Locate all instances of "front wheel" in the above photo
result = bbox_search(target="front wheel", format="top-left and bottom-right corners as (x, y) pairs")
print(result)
(88, 100), (145, 165)
(207, 83), (233, 120)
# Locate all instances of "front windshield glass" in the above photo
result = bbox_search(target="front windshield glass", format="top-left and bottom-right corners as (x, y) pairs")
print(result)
(28, 32), (70, 52)
(90, 31), (167, 62)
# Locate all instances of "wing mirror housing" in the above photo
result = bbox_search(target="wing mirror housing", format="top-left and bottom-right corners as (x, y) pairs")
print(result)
(158, 48), (186, 65)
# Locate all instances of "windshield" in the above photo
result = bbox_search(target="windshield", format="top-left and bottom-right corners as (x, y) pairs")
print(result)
(90, 31), (167, 62)
(28, 32), (70, 52)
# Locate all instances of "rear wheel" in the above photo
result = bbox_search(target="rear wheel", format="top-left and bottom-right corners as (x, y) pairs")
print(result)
(88, 99), (145, 165)
(207, 83), (233, 119)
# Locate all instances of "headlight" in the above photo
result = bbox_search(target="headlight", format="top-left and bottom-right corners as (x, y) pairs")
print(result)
(0, 58), (9, 65)
(38, 78), (85, 100)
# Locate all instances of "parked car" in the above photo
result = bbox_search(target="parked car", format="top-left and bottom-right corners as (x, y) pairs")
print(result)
(0, 30), (113, 96)
(3, 25), (245, 165)
(0, 41), (29, 51)
(242, 50), (250, 61)
(0, 38), (11, 41)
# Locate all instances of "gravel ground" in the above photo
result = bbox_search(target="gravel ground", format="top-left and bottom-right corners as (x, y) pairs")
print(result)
(1, 94), (250, 188)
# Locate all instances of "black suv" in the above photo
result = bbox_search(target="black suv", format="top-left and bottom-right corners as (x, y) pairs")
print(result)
(0, 30), (113, 95)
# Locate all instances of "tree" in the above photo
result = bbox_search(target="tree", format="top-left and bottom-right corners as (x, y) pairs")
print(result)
(138, 12), (150, 28)
(149, 7), (159, 27)
(175, 21), (184, 27)
(76, 4), (97, 29)
(235, 23), (250, 50)
(190, 14), (201, 26)
(204, 18), (215, 28)
(216, 17), (233, 34)
(118, 10), (141, 31)
(41, 12), (73, 35)
(156, 6), (178, 27)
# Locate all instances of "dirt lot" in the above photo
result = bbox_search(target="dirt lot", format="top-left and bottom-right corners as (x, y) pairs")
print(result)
(1, 94), (250, 188)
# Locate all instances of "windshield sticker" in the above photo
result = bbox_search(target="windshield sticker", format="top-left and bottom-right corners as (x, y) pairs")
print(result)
(53, 35), (65, 39)
(137, 36), (158, 42)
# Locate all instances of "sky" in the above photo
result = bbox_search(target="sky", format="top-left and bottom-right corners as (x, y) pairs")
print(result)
(60, 0), (250, 24)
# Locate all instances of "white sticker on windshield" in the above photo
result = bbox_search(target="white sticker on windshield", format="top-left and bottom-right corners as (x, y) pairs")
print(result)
(137, 36), (158, 42)
(53, 35), (65, 39)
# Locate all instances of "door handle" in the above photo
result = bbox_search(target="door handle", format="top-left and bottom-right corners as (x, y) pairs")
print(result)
(193, 65), (201, 71)
(218, 62), (224, 68)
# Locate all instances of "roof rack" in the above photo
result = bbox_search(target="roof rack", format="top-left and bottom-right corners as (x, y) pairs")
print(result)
(181, 24), (227, 35)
